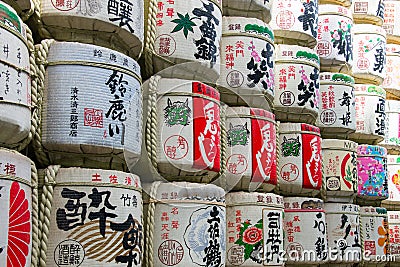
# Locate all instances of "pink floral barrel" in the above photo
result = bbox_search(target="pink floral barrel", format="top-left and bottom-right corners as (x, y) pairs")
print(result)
(226, 192), (284, 266)
(283, 197), (328, 265)
(383, 1), (400, 44)
(224, 107), (277, 192)
(357, 145), (388, 204)
(388, 211), (400, 262)
(278, 123), (322, 196)
(382, 156), (400, 210)
(382, 44), (400, 98)
(380, 100), (400, 154)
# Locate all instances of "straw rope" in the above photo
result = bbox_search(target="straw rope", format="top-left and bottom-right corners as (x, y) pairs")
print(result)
(275, 121), (281, 193)
(144, 0), (158, 77)
(31, 160), (39, 267)
(146, 75), (161, 170)
(219, 102), (227, 179)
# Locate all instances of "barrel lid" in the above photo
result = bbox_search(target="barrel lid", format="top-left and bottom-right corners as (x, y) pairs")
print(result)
(0, 148), (31, 185)
(274, 44), (320, 68)
(47, 42), (141, 78)
(324, 203), (360, 214)
(226, 107), (275, 121)
(318, 4), (352, 18)
(388, 155), (400, 164)
(0, 1), (24, 37)
(360, 206), (387, 216)
(226, 192), (284, 207)
(386, 44), (400, 55)
(388, 211), (400, 224)
(353, 24), (387, 37)
(354, 84), (386, 97)
(386, 100), (400, 113)
(279, 123), (320, 135)
(222, 16), (274, 43)
(320, 72), (355, 85)
(284, 197), (324, 211)
(322, 139), (358, 151)
(357, 145), (387, 157)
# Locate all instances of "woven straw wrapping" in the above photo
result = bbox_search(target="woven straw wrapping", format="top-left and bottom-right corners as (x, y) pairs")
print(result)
(143, 0), (222, 81)
(0, 148), (39, 267)
(352, 24), (387, 86)
(222, 0), (272, 22)
(277, 123), (322, 197)
(319, 0), (351, 8)
(383, 1), (400, 44)
(382, 156), (400, 210)
(38, 166), (143, 267)
(273, 45), (320, 124)
(383, 45), (400, 100)
(35, 0), (143, 59)
(352, 0), (385, 26)
(217, 16), (275, 110)
(317, 73), (356, 138)
(33, 40), (142, 171)
(321, 139), (358, 203)
(317, 5), (353, 74)
(324, 203), (361, 264)
(349, 84), (386, 145)
(2, 0), (34, 21)
(143, 181), (225, 267)
(379, 100), (400, 154)
(0, 2), (37, 151)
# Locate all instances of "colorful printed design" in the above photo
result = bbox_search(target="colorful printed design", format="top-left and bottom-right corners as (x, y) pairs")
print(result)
(164, 98), (191, 127)
(331, 20), (353, 62)
(227, 123), (250, 147)
(341, 152), (358, 191)
(298, 0), (318, 38)
(0, 3), (22, 33)
(184, 206), (226, 266)
(364, 38), (386, 74)
(282, 136), (301, 157)
(378, 219), (389, 254)
(7, 182), (31, 267)
(303, 134), (322, 189)
(235, 219), (264, 263)
(391, 169), (400, 194)
(297, 67), (320, 108)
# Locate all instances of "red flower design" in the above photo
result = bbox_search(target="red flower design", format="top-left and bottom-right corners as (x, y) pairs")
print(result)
(242, 226), (263, 245)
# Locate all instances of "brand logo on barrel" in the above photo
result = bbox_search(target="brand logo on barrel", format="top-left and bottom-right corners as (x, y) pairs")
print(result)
(281, 137), (301, 157)
(164, 98), (191, 127)
(303, 135), (322, 189)
(227, 123), (250, 147)
(84, 108), (103, 128)
(233, 219), (264, 264)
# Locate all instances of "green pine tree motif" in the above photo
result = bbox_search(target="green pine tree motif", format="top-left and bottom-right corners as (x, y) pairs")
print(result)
(171, 13), (197, 38)
(345, 165), (353, 184)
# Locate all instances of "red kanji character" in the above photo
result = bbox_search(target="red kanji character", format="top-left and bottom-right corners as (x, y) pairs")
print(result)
(92, 173), (101, 182)
(109, 174), (118, 184)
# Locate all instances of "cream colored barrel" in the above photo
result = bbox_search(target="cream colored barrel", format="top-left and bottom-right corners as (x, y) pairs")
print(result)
(317, 73), (356, 138)
(222, 0), (272, 22)
(382, 156), (400, 210)
(0, 148), (38, 267)
(143, 181), (226, 267)
(316, 5), (353, 74)
(226, 192), (284, 266)
(383, 45), (400, 99)
(33, 41), (142, 171)
(39, 167), (143, 267)
(0, 2), (32, 148)
(278, 123), (322, 196)
(283, 197), (327, 265)
(270, 0), (318, 48)
(380, 100), (400, 154)
(322, 140), (358, 203)
(324, 203), (362, 264)
(356, 145), (388, 205)
(352, 24), (386, 85)
(39, 0), (143, 59)
(360, 207), (389, 266)
(144, 0), (222, 81)
(352, 0), (385, 25)
(2, 0), (34, 20)
(383, 1), (400, 44)
(218, 16), (274, 110)
(273, 45), (320, 124)
(350, 84), (386, 144)
(388, 211), (400, 263)
(223, 107), (277, 192)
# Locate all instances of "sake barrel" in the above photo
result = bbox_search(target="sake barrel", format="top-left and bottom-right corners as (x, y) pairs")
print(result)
(144, 0), (222, 81)
(226, 192), (284, 266)
(352, 0), (385, 25)
(317, 73), (356, 137)
(383, 1), (400, 44)
(273, 45), (320, 124)
(318, 0), (351, 8)
(34, 41), (142, 171)
(383, 44), (400, 99)
(325, 203), (362, 264)
(218, 16), (275, 109)
(360, 207), (389, 265)
(350, 84), (386, 144)
(270, 0), (318, 48)
(2, 0), (33, 20)
(39, 0), (143, 59)
(224, 107), (277, 192)
(388, 211), (400, 263)
(356, 145), (388, 205)
(222, 0), (272, 23)
(322, 140), (358, 203)
(283, 197), (328, 265)
(278, 123), (322, 196)
(143, 181), (226, 267)
(134, 77), (223, 183)
(0, 2), (32, 147)
(39, 167), (143, 267)
(352, 24), (387, 85)
(316, 5), (353, 73)
(380, 100), (400, 154)
(382, 156), (400, 210)
(0, 148), (36, 267)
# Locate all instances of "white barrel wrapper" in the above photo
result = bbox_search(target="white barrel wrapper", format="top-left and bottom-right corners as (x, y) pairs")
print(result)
(388, 211), (400, 262)
(226, 192), (284, 266)
(222, 0), (272, 22)
(352, 0), (385, 25)
(383, 1), (400, 44)
(382, 156), (400, 210)
(380, 100), (400, 153)
(382, 45), (400, 99)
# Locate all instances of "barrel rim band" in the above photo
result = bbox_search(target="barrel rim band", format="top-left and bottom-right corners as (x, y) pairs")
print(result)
(146, 198), (226, 207)
(0, 57), (30, 75)
(275, 59), (320, 69)
(322, 147), (358, 152)
(226, 114), (277, 124)
(0, 99), (31, 108)
(158, 91), (221, 106)
(222, 32), (274, 44)
(226, 202), (284, 208)
(279, 130), (321, 136)
(44, 181), (142, 192)
(284, 208), (325, 212)
(0, 22), (28, 49)
(325, 210), (360, 215)
(319, 11), (353, 19)
(0, 173), (32, 187)
(320, 81), (355, 88)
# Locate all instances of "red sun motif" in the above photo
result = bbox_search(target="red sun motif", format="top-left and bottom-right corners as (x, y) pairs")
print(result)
(7, 182), (31, 267)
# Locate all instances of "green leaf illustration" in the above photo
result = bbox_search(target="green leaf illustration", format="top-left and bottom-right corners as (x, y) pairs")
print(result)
(171, 13), (196, 38)
(244, 244), (254, 260)
(345, 165), (353, 182)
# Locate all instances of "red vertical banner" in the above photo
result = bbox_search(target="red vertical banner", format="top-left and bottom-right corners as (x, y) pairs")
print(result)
(301, 124), (322, 189)
(250, 108), (277, 184)
(192, 82), (221, 172)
